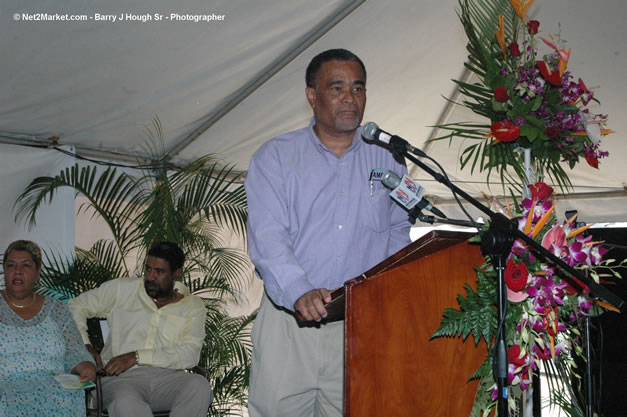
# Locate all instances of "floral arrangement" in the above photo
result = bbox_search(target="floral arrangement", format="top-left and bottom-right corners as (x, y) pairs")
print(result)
(428, 1), (622, 414)
(431, 182), (623, 415)
(433, 0), (613, 191)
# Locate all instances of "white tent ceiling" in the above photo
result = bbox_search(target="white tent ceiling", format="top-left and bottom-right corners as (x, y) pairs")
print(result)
(1, 0), (626, 224)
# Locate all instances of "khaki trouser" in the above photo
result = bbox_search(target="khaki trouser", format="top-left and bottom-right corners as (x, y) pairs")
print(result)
(248, 292), (345, 417)
(101, 367), (212, 417)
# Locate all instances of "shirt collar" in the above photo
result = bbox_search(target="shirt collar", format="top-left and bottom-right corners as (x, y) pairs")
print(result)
(308, 117), (363, 156)
(138, 279), (190, 310)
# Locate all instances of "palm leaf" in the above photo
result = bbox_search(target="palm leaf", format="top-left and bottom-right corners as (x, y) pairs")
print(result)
(202, 309), (256, 417)
(38, 247), (120, 299)
(14, 164), (144, 274)
(16, 118), (254, 416)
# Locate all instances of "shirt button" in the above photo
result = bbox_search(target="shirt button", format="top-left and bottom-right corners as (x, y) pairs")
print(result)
(336, 256), (341, 261)
(339, 192), (345, 197)
(338, 224), (343, 230)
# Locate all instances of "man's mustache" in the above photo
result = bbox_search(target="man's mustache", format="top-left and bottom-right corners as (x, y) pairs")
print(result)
(144, 280), (160, 294)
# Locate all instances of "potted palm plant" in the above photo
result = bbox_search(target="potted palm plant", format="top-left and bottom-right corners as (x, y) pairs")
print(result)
(13, 122), (254, 416)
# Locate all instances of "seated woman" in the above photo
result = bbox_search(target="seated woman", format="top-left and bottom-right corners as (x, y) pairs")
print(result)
(0, 240), (97, 416)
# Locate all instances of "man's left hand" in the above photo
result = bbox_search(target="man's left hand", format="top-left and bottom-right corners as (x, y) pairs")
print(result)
(104, 351), (137, 376)
(294, 288), (332, 322)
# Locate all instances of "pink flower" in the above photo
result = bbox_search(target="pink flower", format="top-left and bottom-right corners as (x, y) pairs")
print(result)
(540, 37), (571, 63)
(508, 287), (529, 302)
(578, 78), (594, 105)
(590, 245), (608, 264)
(511, 238), (528, 256)
(567, 240), (589, 266)
(578, 296), (592, 312)
(541, 224), (566, 255)
(489, 385), (498, 401)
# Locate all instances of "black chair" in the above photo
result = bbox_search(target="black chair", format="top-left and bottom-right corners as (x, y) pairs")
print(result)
(85, 318), (207, 417)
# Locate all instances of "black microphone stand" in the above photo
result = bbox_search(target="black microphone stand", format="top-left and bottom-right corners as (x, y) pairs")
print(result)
(408, 206), (478, 228)
(584, 312), (594, 417)
(387, 138), (624, 417)
(481, 214), (516, 417)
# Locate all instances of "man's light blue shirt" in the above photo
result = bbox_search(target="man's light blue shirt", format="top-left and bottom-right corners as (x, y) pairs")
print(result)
(246, 121), (412, 311)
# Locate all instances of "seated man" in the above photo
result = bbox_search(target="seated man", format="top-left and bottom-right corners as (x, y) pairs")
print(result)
(68, 241), (211, 417)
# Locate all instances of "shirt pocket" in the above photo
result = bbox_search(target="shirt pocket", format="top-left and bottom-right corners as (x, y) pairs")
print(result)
(162, 315), (187, 342)
(361, 187), (392, 233)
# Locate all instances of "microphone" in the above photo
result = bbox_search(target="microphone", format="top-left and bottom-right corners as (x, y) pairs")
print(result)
(380, 170), (447, 219)
(362, 122), (427, 158)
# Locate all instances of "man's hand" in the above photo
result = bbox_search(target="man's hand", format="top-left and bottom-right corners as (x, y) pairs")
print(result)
(104, 351), (137, 376)
(72, 361), (98, 382)
(86, 344), (104, 373)
(294, 288), (332, 322)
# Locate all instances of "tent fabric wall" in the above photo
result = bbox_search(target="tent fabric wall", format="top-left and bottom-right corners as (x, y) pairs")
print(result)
(1, 0), (625, 226)
(0, 144), (75, 265)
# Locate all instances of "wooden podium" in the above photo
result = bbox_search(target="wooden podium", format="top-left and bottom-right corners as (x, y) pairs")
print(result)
(332, 230), (488, 416)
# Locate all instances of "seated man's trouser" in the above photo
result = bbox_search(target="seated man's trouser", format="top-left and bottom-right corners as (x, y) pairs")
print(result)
(101, 367), (212, 417)
(248, 292), (344, 417)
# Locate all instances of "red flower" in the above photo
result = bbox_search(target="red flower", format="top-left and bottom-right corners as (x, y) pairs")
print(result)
(563, 279), (578, 295)
(537, 61), (562, 86)
(544, 126), (560, 139)
(585, 155), (599, 169)
(535, 344), (552, 360)
(494, 86), (509, 103)
(491, 120), (520, 142)
(505, 260), (528, 292)
(578, 78), (594, 105)
(508, 344), (527, 366)
(528, 182), (553, 201)
(544, 306), (558, 337)
(508, 42), (521, 57)
(527, 20), (540, 35)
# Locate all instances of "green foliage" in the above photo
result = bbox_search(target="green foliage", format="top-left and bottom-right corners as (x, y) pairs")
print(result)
(37, 241), (123, 300)
(430, 0), (611, 193)
(470, 374), (497, 417)
(431, 265), (498, 346)
(14, 120), (254, 417)
(201, 309), (256, 416)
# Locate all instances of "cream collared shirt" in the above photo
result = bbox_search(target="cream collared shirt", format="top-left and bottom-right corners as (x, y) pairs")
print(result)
(68, 277), (206, 369)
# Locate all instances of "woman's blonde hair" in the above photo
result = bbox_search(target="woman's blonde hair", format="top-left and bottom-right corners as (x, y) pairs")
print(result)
(3, 240), (42, 270)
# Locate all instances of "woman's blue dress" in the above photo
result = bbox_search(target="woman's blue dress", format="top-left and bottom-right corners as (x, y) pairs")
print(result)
(0, 296), (94, 416)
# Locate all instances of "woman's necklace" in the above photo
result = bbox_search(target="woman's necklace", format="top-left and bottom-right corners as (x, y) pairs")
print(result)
(5, 292), (37, 309)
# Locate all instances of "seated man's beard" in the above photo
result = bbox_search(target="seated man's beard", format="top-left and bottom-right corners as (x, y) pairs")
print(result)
(144, 280), (172, 299)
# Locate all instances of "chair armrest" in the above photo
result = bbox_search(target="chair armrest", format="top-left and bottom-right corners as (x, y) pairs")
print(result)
(187, 365), (209, 379)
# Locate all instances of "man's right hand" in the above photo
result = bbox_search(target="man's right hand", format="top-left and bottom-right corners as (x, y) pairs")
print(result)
(86, 344), (104, 373)
(294, 288), (331, 322)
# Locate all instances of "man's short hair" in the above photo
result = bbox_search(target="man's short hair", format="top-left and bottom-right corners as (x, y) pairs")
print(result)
(305, 48), (367, 88)
(147, 241), (185, 272)
(4, 240), (42, 270)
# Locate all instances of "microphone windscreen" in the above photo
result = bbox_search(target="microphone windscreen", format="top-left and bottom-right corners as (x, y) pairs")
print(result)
(381, 170), (401, 189)
(361, 122), (378, 141)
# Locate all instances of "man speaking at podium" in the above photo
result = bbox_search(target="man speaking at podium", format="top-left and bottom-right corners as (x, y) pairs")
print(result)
(245, 48), (412, 417)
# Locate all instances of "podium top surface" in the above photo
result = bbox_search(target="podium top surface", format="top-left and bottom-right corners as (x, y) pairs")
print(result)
(319, 229), (477, 322)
